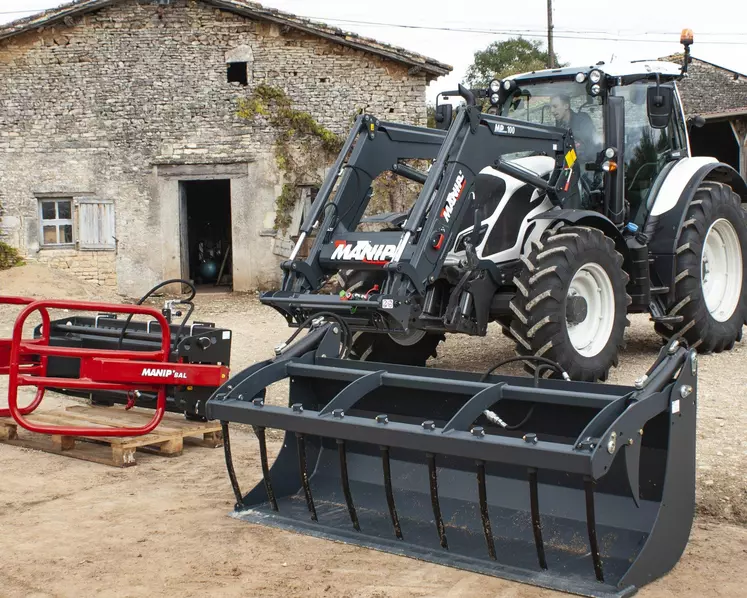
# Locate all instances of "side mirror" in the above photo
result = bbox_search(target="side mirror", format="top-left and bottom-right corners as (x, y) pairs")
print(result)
(647, 85), (675, 129)
(435, 103), (453, 130)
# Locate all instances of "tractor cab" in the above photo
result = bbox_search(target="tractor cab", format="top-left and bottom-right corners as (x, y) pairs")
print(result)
(489, 59), (691, 230)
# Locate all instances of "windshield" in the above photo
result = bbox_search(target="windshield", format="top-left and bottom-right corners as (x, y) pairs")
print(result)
(501, 79), (604, 167)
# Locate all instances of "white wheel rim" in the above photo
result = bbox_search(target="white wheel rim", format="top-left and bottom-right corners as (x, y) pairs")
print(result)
(566, 263), (616, 358)
(389, 329), (427, 346)
(702, 218), (742, 322)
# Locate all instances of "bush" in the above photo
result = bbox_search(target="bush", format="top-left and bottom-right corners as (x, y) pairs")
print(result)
(0, 240), (23, 271)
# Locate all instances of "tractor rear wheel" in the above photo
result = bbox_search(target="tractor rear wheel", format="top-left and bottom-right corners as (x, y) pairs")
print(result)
(336, 270), (445, 366)
(508, 226), (630, 382)
(654, 182), (747, 352)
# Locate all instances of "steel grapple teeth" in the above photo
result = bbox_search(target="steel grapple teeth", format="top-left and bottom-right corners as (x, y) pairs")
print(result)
(207, 326), (697, 598)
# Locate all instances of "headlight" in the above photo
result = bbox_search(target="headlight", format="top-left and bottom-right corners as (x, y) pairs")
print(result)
(489, 79), (501, 93)
(589, 69), (603, 84)
(605, 147), (616, 159)
(503, 80), (513, 91)
(575, 72), (587, 83)
(490, 93), (500, 105)
(590, 83), (601, 96)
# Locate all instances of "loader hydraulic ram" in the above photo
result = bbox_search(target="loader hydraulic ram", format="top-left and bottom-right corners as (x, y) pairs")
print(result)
(1, 290), (230, 436)
(207, 323), (697, 597)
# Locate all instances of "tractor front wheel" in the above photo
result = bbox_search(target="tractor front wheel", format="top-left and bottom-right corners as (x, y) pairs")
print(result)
(336, 269), (445, 366)
(509, 226), (630, 382)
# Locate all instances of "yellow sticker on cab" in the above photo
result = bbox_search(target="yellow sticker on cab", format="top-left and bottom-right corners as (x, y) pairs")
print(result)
(565, 148), (577, 168)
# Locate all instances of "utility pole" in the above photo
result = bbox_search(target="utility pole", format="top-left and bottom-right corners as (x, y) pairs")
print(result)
(547, 0), (555, 68)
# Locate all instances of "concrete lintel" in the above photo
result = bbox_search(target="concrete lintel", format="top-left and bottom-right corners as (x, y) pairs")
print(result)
(155, 162), (251, 179)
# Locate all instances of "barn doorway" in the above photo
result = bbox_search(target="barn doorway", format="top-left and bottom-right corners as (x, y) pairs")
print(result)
(180, 180), (233, 291)
(689, 120), (740, 173)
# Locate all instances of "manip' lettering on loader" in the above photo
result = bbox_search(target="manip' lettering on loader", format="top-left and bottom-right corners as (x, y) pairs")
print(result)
(441, 170), (466, 222)
(330, 240), (398, 265)
(140, 367), (188, 380)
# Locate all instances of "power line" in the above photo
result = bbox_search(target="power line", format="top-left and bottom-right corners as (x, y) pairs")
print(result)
(306, 17), (747, 45)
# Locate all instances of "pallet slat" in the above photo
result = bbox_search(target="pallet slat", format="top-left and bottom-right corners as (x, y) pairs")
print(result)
(0, 404), (223, 467)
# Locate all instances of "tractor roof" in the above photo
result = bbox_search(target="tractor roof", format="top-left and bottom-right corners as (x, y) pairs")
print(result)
(507, 60), (684, 82)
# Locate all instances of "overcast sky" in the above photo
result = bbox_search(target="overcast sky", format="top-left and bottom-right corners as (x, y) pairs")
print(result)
(2, 0), (746, 103)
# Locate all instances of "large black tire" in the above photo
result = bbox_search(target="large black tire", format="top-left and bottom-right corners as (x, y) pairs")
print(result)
(654, 182), (747, 352)
(337, 270), (445, 366)
(508, 226), (630, 382)
(349, 329), (445, 366)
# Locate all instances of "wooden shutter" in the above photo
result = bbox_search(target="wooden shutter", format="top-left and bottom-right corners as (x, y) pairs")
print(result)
(77, 199), (116, 250)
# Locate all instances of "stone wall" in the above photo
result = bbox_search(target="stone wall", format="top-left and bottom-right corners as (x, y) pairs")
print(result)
(35, 249), (117, 287)
(0, 0), (432, 296)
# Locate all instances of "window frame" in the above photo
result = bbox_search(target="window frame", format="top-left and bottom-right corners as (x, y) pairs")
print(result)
(38, 198), (75, 248)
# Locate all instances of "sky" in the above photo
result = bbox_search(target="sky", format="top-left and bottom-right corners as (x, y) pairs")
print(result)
(2, 0), (746, 103)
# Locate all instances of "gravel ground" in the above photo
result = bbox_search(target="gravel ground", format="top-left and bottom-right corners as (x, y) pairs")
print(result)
(0, 270), (746, 597)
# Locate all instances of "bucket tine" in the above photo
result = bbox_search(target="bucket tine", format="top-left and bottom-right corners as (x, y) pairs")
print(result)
(295, 432), (317, 521)
(253, 425), (278, 511)
(221, 422), (244, 508)
(477, 460), (497, 560)
(584, 477), (605, 582)
(337, 439), (360, 531)
(528, 467), (547, 570)
(427, 452), (449, 549)
(381, 446), (403, 539)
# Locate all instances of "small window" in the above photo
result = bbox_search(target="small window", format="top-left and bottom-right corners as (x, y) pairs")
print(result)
(39, 199), (74, 247)
(227, 62), (248, 86)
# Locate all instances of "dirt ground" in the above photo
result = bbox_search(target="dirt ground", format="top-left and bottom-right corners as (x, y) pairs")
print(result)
(1, 265), (746, 597)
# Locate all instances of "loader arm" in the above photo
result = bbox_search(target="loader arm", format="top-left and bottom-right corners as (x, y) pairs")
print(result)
(263, 106), (582, 334)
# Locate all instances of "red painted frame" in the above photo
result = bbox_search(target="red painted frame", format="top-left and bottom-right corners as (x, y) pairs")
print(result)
(0, 297), (228, 438)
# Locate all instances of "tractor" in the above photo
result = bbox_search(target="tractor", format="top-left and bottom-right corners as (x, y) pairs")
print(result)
(259, 29), (747, 382)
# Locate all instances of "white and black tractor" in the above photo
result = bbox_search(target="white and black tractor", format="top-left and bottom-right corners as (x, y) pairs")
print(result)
(262, 33), (747, 381)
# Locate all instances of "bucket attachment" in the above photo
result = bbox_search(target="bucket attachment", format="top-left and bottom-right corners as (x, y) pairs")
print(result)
(207, 325), (697, 597)
(1, 296), (230, 437)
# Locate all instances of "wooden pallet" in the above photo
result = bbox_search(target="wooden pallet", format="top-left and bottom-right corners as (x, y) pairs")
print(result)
(0, 405), (223, 467)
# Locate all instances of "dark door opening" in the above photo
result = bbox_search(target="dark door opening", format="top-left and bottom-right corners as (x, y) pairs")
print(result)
(180, 180), (233, 290)
(689, 120), (740, 173)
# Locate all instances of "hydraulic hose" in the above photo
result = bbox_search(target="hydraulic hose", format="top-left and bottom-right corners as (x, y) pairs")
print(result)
(479, 357), (567, 431)
(279, 311), (353, 359)
(116, 278), (197, 351)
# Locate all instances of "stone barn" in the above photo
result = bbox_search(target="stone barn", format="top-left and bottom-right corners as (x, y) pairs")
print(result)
(670, 55), (747, 177)
(0, 0), (450, 295)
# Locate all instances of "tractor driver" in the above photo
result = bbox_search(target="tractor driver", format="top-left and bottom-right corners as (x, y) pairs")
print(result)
(550, 94), (597, 162)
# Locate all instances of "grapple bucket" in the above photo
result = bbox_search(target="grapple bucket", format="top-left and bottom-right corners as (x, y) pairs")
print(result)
(207, 327), (697, 598)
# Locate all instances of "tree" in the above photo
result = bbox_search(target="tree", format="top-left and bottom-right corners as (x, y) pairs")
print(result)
(426, 102), (436, 128)
(464, 37), (564, 88)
